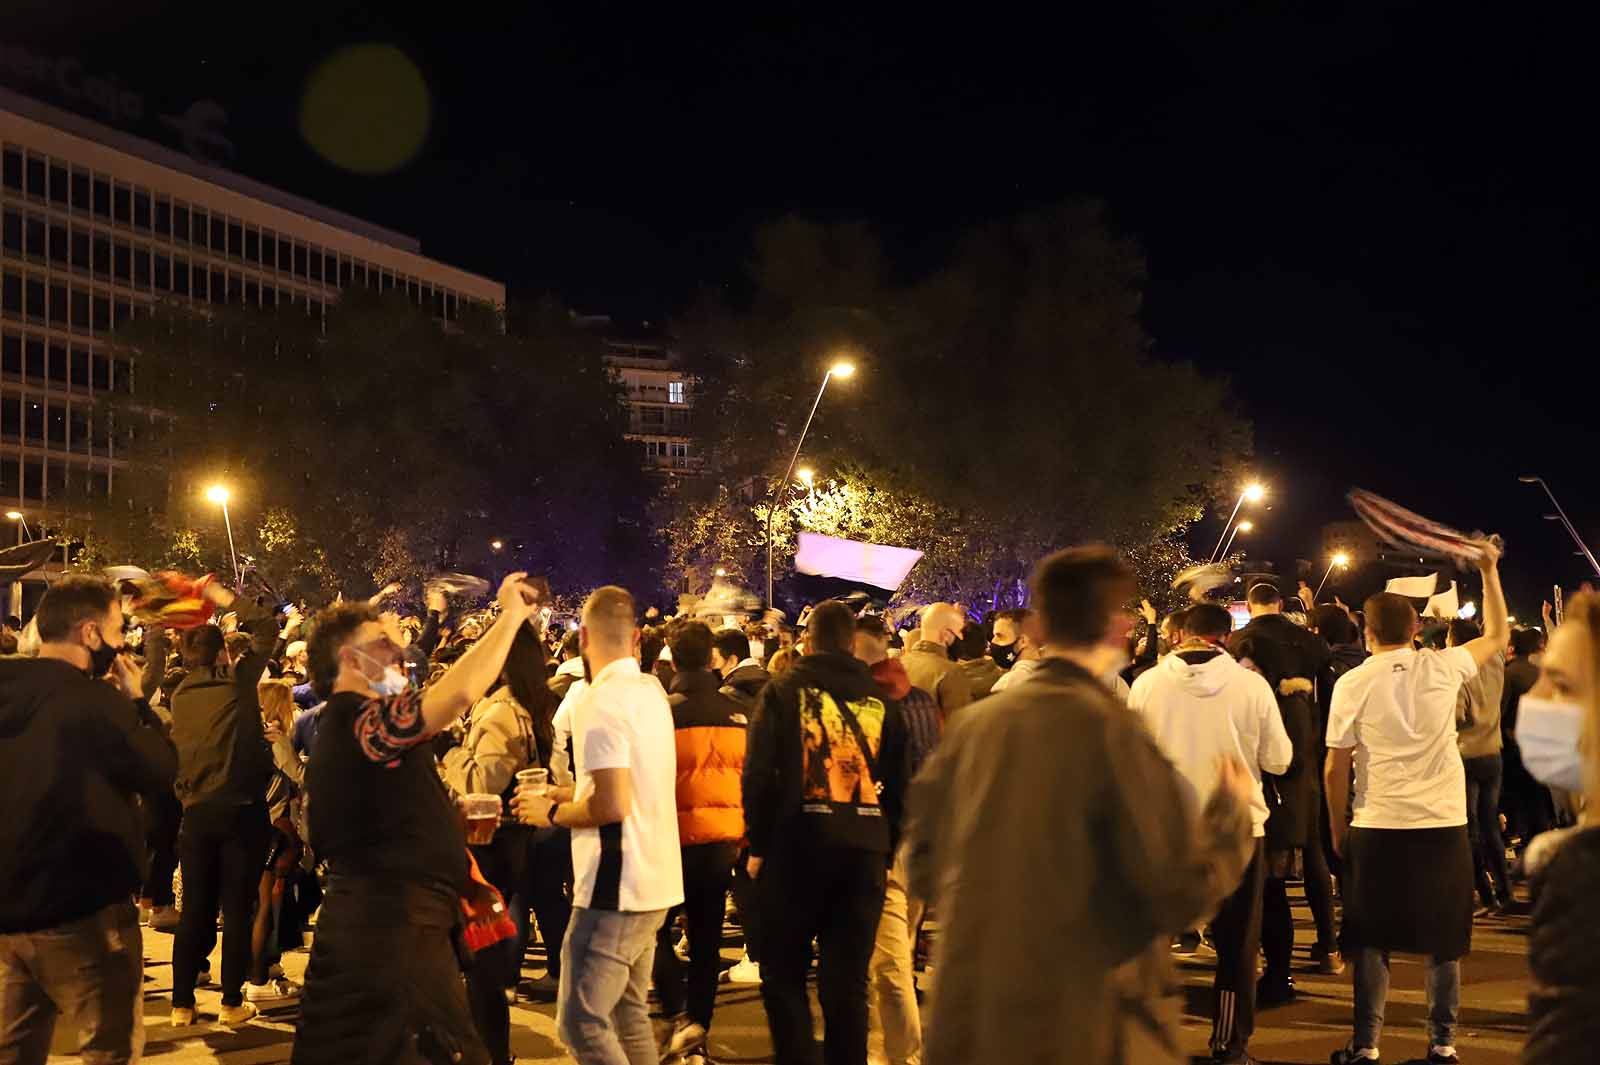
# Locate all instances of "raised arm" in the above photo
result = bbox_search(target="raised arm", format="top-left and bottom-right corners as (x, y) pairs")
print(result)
(419, 574), (539, 733)
(1463, 541), (1509, 668)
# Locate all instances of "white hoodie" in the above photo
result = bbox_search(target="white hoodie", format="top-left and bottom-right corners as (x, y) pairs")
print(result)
(1128, 646), (1292, 837)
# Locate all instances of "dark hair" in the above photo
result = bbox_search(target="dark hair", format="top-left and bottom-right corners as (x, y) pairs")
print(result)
(307, 602), (379, 697)
(1511, 627), (1545, 658)
(670, 621), (714, 672)
(807, 601), (857, 656)
(1246, 582), (1282, 608)
(950, 620), (987, 661)
(1030, 545), (1134, 647)
(1311, 605), (1359, 645)
(1166, 606), (1192, 639)
(179, 625), (226, 670)
(1363, 592), (1418, 646)
(559, 630), (582, 659)
(712, 627), (751, 663)
(35, 575), (117, 643)
(1447, 618), (1482, 647)
(1184, 603), (1234, 639)
(854, 614), (891, 641)
(503, 623), (555, 765)
(639, 626), (666, 671)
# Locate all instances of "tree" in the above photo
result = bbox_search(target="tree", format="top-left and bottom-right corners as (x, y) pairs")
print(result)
(69, 290), (660, 601)
(671, 202), (1252, 611)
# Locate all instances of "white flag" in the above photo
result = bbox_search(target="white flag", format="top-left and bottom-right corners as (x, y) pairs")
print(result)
(794, 533), (923, 593)
(1385, 573), (1439, 599)
(1423, 582), (1460, 620)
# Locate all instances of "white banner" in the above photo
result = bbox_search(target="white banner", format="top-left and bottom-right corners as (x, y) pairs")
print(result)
(794, 532), (923, 592)
(1385, 573), (1439, 599)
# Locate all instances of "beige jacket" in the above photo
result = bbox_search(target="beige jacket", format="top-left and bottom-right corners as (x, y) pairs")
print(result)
(901, 640), (973, 718)
(441, 685), (537, 799)
(906, 657), (1252, 1065)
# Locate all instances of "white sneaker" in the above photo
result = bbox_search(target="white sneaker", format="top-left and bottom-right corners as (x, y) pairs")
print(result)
(721, 954), (760, 984)
(666, 1020), (707, 1056)
(244, 978), (299, 1003)
(674, 933), (690, 962)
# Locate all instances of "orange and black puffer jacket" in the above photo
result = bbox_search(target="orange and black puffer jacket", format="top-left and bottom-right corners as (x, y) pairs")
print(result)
(667, 669), (749, 846)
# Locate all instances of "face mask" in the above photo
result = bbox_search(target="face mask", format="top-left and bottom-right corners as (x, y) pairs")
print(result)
(354, 648), (411, 697)
(86, 625), (120, 678)
(1517, 695), (1585, 793)
(989, 642), (1019, 670)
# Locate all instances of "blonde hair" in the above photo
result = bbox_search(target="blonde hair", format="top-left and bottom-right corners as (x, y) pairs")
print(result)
(258, 678), (296, 736)
(767, 647), (798, 679)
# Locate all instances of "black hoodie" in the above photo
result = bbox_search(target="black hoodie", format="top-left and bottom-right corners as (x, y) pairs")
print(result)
(742, 651), (910, 860)
(0, 656), (177, 933)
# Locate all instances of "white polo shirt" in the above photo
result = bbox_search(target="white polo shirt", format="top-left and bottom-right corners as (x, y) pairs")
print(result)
(568, 657), (683, 912)
(1327, 646), (1478, 830)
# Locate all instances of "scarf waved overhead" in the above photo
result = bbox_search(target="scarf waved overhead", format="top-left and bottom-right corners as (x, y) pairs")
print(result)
(126, 571), (219, 629)
(1348, 487), (1501, 567)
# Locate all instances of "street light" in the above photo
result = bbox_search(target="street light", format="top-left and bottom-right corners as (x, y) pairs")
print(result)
(796, 467), (815, 489)
(1314, 552), (1351, 600)
(4, 510), (31, 544)
(764, 359), (855, 608)
(714, 567), (727, 578)
(1210, 481), (1266, 562)
(1220, 519), (1253, 559)
(205, 484), (241, 588)
(490, 539), (504, 552)
(1521, 475), (1600, 578)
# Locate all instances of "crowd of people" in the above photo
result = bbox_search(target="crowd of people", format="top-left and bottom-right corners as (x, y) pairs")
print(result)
(0, 535), (1595, 1065)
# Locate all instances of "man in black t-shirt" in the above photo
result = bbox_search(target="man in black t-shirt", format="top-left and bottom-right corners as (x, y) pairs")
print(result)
(290, 573), (542, 1065)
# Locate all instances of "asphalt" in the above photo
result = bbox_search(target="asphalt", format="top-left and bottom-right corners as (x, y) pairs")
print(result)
(48, 884), (1531, 1064)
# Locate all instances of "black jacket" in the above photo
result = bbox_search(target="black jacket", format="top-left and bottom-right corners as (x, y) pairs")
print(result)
(720, 662), (770, 707)
(743, 651), (909, 860)
(1527, 827), (1600, 1064)
(0, 656), (177, 932)
(1228, 613), (1333, 693)
(165, 599), (277, 808)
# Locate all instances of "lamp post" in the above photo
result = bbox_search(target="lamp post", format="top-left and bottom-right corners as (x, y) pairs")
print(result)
(1314, 552), (1351, 600)
(1210, 482), (1265, 562)
(1520, 475), (1600, 578)
(765, 361), (854, 609)
(1220, 519), (1253, 559)
(205, 484), (241, 589)
(4, 510), (29, 545)
(5, 511), (25, 617)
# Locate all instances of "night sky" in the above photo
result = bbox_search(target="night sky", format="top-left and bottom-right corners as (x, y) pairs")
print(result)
(14, 3), (1598, 612)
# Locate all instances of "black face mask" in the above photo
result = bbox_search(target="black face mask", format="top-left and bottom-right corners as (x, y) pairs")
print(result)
(989, 642), (1019, 670)
(86, 626), (121, 678)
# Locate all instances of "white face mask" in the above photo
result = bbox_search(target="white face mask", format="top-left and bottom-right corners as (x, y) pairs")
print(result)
(1516, 694), (1585, 793)
(353, 648), (411, 698)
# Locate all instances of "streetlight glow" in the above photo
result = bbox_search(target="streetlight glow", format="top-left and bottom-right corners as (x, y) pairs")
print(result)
(204, 483), (240, 587)
(490, 539), (504, 552)
(797, 467), (815, 488)
(1243, 482), (1265, 502)
(4, 511), (20, 521)
(205, 484), (230, 505)
(1237, 520), (1253, 532)
(714, 567), (727, 577)
(829, 361), (855, 379)
(1333, 552), (1350, 567)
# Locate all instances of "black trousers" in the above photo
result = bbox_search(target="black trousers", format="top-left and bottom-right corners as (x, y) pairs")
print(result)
(1464, 753), (1513, 906)
(523, 830), (572, 981)
(1263, 832), (1339, 976)
(758, 845), (886, 1065)
(141, 789), (182, 907)
(1211, 840), (1266, 1056)
(731, 847), (763, 962)
(465, 833), (528, 1065)
(653, 842), (739, 1029)
(172, 800), (271, 1008)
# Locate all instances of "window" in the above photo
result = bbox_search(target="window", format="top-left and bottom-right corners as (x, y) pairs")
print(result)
(0, 396), (16, 443)
(226, 274), (241, 303)
(92, 295), (109, 333)
(668, 380), (686, 404)
(70, 346), (88, 388)
(245, 228), (258, 263)
(227, 221), (242, 258)
(173, 256), (189, 296)
(277, 238), (291, 273)
(1, 148), (21, 190)
(25, 216), (44, 258)
(670, 443), (690, 466)
(210, 270), (225, 303)
(70, 406), (88, 449)
(113, 360), (132, 394)
(93, 236), (110, 277)
(134, 248), (150, 289)
(113, 184), (131, 224)
(172, 204), (190, 242)
(325, 253), (337, 282)
(47, 456), (66, 495)
(22, 459), (41, 501)
(49, 164), (67, 206)
(210, 215), (225, 253)
(1, 333), (18, 375)
(155, 254), (170, 291)
(25, 156), (45, 200)
(191, 209), (207, 248)
(261, 284), (276, 307)
(353, 261), (367, 287)
(133, 191), (150, 230)
(261, 232), (275, 268)
(641, 407), (665, 429)
(340, 259), (353, 286)
(154, 196), (170, 236)
(92, 177), (111, 218)
(49, 224), (67, 265)
(244, 280), (258, 306)
(71, 170), (89, 211)
(192, 265), (207, 300)
(1, 210), (18, 253)
(48, 344), (67, 385)
(293, 244), (307, 277)
(92, 468), (110, 498)
(0, 272), (17, 317)
(71, 229), (89, 271)
(71, 289), (89, 331)
(25, 339), (43, 381)
(114, 242), (130, 282)
(91, 354), (109, 391)
(309, 250), (323, 282)
(115, 300), (133, 328)
(25, 277), (44, 320)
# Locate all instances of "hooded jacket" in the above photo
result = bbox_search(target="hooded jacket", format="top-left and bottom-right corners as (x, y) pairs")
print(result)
(870, 657), (941, 778)
(667, 669), (749, 846)
(743, 651), (910, 859)
(1128, 644), (1292, 837)
(720, 660), (770, 707)
(166, 599), (277, 809)
(0, 657), (178, 933)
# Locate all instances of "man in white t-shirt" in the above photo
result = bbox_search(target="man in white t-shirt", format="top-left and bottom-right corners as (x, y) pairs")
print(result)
(1129, 602), (1293, 1065)
(514, 586), (683, 1065)
(1323, 542), (1507, 1065)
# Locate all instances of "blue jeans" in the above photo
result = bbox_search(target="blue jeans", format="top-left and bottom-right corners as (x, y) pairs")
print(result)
(0, 902), (144, 1065)
(1464, 753), (1513, 906)
(556, 907), (667, 1065)
(1352, 947), (1459, 1051)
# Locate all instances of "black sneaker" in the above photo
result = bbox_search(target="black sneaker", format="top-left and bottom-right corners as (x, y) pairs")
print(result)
(1427, 1047), (1460, 1064)
(1214, 1050), (1258, 1065)
(1256, 972), (1296, 1008)
(1329, 1046), (1380, 1064)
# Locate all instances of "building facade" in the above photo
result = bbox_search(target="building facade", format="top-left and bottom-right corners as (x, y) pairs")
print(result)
(0, 86), (504, 522)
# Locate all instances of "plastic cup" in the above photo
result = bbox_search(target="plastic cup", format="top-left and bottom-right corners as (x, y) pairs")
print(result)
(461, 793), (501, 845)
(516, 768), (549, 797)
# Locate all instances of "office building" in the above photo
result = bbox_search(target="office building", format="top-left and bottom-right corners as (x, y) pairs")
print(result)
(0, 85), (504, 523)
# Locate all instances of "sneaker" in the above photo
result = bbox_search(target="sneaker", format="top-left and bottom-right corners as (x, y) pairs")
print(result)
(244, 977), (299, 1003)
(169, 1006), (195, 1028)
(721, 954), (761, 984)
(1330, 1045), (1380, 1064)
(193, 965), (212, 989)
(1427, 1048), (1459, 1064)
(218, 1002), (258, 1026)
(665, 1020), (707, 1056)
(1175, 931), (1218, 958)
(267, 963), (286, 979)
(674, 932), (690, 962)
(148, 905), (180, 933)
(1317, 949), (1346, 975)
(517, 973), (559, 1001)
(1256, 973), (1296, 1008)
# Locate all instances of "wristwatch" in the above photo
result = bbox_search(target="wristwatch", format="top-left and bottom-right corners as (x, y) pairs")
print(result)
(547, 801), (561, 827)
